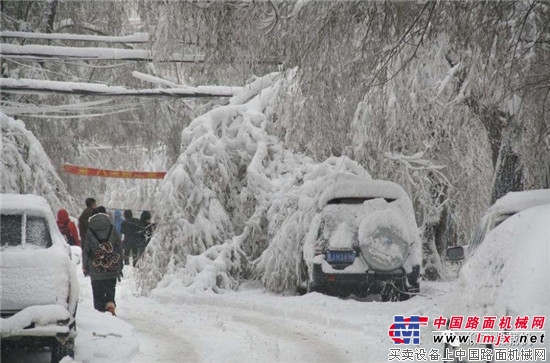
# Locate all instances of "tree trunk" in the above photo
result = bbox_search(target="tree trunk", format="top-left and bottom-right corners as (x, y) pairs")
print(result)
(421, 178), (449, 281)
(491, 121), (524, 203)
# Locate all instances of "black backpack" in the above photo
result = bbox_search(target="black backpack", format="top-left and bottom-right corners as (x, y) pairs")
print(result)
(89, 226), (120, 273)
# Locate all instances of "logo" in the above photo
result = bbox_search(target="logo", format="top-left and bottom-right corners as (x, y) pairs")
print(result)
(389, 315), (429, 345)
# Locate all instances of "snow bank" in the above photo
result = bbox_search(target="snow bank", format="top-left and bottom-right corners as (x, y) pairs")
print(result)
(135, 71), (400, 294)
(0, 112), (76, 214)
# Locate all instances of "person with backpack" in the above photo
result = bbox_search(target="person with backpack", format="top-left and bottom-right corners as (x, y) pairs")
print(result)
(82, 206), (123, 316)
(57, 209), (80, 247)
(120, 210), (144, 267)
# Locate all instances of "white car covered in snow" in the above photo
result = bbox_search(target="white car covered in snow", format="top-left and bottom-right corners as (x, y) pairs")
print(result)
(303, 175), (421, 301)
(443, 203), (550, 361)
(447, 189), (550, 261)
(0, 194), (79, 362)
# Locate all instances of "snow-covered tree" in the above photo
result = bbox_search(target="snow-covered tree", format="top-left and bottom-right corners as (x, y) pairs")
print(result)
(1, 112), (76, 213)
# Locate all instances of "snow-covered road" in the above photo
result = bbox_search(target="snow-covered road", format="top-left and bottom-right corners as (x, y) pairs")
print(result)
(77, 266), (452, 363)
(4, 265), (453, 363)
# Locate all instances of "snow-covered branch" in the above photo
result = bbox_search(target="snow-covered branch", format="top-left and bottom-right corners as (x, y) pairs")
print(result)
(0, 30), (149, 43)
(131, 71), (244, 94)
(0, 78), (241, 98)
(385, 151), (451, 188)
(0, 44), (204, 62)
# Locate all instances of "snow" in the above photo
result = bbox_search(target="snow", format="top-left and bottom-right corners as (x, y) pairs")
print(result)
(6, 227), (544, 363)
(0, 305), (70, 337)
(489, 189), (550, 215)
(458, 204), (550, 317)
(0, 194), (79, 315)
(0, 113), (76, 214)
(328, 220), (355, 250)
(358, 209), (411, 272)
(0, 44), (203, 62)
(0, 78), (237, 97)
(0, 30), (149, 43)
(135, 70), (421, 295)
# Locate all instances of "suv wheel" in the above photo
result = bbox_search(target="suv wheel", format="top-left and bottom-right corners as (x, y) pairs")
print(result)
(51, 338), (74, 363)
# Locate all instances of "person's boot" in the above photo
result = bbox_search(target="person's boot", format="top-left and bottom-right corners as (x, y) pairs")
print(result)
(105, 302), (116, 316)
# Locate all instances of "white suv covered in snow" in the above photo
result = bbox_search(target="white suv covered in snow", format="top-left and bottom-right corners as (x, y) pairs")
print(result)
(303, 176), (421, 301)
(0, 194), (79, 362)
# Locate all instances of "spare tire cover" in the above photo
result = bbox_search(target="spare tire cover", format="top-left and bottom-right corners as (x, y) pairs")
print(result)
(358, 211), (410, 271)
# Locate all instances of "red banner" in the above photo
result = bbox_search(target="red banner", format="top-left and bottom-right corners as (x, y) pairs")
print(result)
(62, 164), (166, 179)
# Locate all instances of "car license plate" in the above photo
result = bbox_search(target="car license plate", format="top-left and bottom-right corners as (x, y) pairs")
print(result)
(326, 250), (355, 263)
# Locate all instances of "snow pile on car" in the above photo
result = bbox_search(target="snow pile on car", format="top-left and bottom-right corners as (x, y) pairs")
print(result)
(458, 204), (550, 316)
(0, 194), (79, 316)
(0, 112), (76, 213)
(135, 71), (416, 294)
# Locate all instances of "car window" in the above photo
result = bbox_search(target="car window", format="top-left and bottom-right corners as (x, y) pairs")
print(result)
(493, 213), (514, 228)
(321, 204), (360, 241)
(0, 214), (52, 248)
(469, 212), (515, 253)
(1, 214), (23, 247)
(26, 216), (52, 248)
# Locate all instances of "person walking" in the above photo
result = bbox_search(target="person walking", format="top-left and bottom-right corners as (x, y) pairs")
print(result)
(82, 207), (123, 316)
(113, 210), (124, 234)
(135, 211), (153, 261)
(57, 209), (80, 246)
(120, 210), (144, 267)
(78, 198), (96, 241)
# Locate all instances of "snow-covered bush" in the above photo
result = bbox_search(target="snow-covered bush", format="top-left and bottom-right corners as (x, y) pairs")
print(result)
(135, 71), (383, 294)
(0, 112), (76, 213)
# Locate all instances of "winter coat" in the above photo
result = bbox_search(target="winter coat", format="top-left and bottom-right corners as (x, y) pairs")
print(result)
(121, 217), (146, 248)
(140, 211), (154, 246)
(113, 210), (124, 234)
(78, 207), (95, 241)
(82, 213), (123, 281)
(57, 209), (80, 247)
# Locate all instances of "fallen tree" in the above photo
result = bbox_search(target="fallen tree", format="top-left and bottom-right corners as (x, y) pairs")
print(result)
(134, 71), (398, 295)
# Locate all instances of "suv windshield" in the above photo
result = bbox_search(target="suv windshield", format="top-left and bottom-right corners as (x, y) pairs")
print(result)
(0, 214), (52, 248)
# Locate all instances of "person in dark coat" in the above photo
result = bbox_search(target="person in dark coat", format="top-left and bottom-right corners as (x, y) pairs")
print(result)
(78, 197), (96, 241)
(140, 210), (154, 246)
(120, 210), (145, 267)
(57, 209), (80, 246)
(82, 208), (123, 315)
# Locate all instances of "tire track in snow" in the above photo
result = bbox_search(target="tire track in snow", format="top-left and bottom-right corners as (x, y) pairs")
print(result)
(122, 313), (200, 363)
(232, 314), (348, 363)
